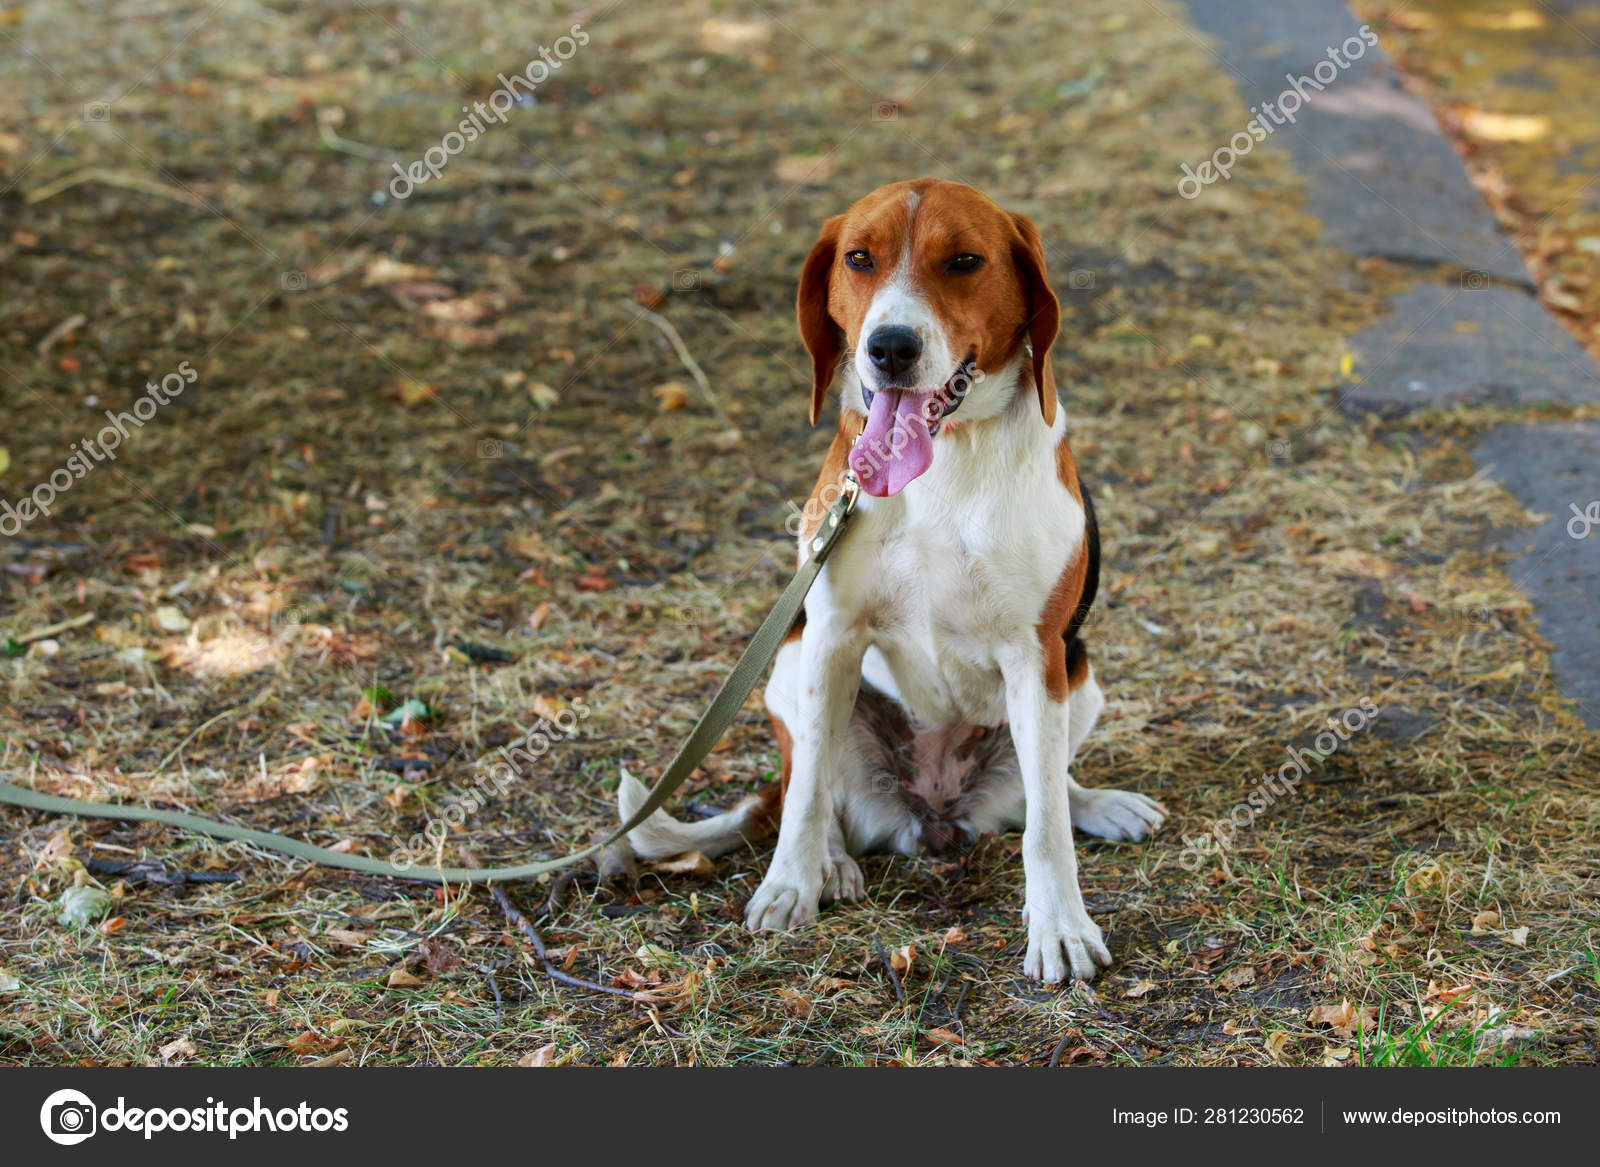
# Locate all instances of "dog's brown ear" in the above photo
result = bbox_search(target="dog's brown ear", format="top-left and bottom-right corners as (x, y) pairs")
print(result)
(797, 214), (845, 426)
(1010, 212), (1060, 426)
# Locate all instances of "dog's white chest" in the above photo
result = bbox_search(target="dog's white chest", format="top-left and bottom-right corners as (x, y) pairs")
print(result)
(850, 492), (1061, 728)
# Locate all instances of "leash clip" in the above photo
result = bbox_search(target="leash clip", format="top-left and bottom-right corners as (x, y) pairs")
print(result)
(807, 470), (861, 561)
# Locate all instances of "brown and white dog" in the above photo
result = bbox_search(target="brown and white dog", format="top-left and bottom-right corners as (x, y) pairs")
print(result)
(619, 178), (1166, 982)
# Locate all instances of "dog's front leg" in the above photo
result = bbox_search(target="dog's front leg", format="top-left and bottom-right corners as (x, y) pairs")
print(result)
(746, 621), (863, 933)
(1002, 646), (1113, 983)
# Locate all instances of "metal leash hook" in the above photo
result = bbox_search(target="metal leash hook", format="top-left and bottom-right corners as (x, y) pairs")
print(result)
(807, 468), (861, 562)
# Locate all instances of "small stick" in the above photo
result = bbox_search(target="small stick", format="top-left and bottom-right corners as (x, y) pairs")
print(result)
(484, 879), (640, 1001)
(623, 301), (733, 429)
(84, 857), (242, 885)
(1048, 1031), (1075, 1068)
(27, 167), (209, 209)
(36, 313), (87, 357)
(480, 964), (504, 1026)
(13, 611), (96, 644)
(873, 934), (905, 1005)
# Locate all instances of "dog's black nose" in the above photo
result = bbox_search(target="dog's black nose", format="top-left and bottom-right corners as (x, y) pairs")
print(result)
(865, 325), (921, 380)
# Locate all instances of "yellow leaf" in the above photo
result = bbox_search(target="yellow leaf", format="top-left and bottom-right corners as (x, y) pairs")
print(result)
(395, 377), (436, 406)
(652, 380), (691, 411)
(1460, 10), (1545, 30)
(1460, 110), (1549, 143)
(1473, 660), (1527, 684)
(0, 446), (9, 477)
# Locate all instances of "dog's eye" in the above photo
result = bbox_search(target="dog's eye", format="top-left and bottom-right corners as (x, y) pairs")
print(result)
(844, 250), (874, 271)
(947, 253), (984, 273)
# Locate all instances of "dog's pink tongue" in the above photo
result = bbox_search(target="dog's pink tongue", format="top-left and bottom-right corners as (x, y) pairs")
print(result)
(850, 391), (934, 497)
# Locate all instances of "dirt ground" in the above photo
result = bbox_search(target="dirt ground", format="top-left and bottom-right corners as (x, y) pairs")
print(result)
(2, 0), (1597, 1067)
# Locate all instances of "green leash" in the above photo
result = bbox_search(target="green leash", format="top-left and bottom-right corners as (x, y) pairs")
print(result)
(0, 477), (861, 885)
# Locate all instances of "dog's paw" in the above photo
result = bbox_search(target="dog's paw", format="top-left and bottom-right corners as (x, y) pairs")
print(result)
(745, 862), (825, 933)
(1070, 786), (1167, 843)
(822, 852), (864, 903)
(1022, 904), (1112, 984)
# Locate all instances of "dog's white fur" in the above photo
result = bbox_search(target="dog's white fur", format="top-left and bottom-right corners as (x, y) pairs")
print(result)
(620, 230), (1165, 984)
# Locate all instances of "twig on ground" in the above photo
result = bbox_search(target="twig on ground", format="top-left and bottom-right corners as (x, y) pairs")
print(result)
(27, 168), (209, 209)
(317, 115), (395, 162)
(480, 964), (504, 1026)
(623, 300), (734, 429)
(13, 611), (95, 644)
(1049, 1030), (1076, 1068)
(36, 313), (87, 357)
(481, 876), (640, 1002)
(874, 934), (905, 1005)
(84, 858), (242, 886)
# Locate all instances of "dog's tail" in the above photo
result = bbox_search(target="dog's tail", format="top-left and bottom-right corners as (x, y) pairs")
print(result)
(616, 767), (779, 860)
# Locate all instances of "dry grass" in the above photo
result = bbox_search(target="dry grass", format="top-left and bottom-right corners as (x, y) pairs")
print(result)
(1, 0), (1597, 1066)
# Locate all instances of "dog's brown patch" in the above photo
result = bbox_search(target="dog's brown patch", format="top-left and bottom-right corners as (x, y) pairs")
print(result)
(1036, 436), (1093, 701)
(796, 411), (865, 552)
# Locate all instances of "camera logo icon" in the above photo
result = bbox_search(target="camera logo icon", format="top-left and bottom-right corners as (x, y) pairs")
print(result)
(40, 1089), (97, 1146)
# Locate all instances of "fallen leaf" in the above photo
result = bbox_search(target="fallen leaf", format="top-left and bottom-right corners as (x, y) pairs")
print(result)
(395, 377), (436, 406)
(777, 988), (813, 1018)
(653, 380), (691, 411)
(152, 605), (191, 632)
(1460, 109), (1549, 142)
(519, 1043), (558, 1066)
(1470, 909), (1500, 933)
(1123, 980), (1159, 999)
(701, 18), (772, 52)
(159, 1036), (196, 1061)
(923, 1027), (964, 1047)
(1218, 965), (1256, 991)
(634, 942), (675, 966)
(326, 928), (369, 948)
(363, 258), (434, 286)
(775, 154), (838, 185)
(889, 944), (916, 978)
(418, 938), (462, 974)
(58, 886), (113, 928)
(1508, 925), (1529, 947)
(652, 851), (714, 877)
(386, 968), (423, 988)
(0, 969), (21, 993)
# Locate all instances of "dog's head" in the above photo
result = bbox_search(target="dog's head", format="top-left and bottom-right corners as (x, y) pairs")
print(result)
(796, 178), (1059, 496)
